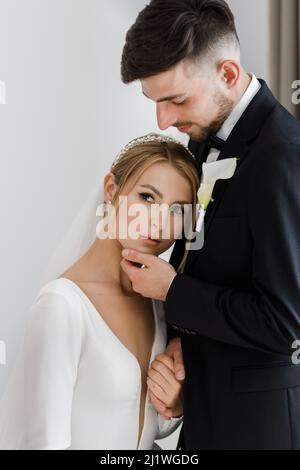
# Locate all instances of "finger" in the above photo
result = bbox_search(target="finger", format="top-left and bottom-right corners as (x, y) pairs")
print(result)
(148, 366), (172, 391)
(148, 368), (182, 408)
(159, 341), (186, 381)
(148, 359), (176, 386)
(120, 258), (139, 278)
(164, 408), (173, 419)
(149, 391), (172, 419)
(122, 249), (154, 268)
(172, 342), (186, 381)
(164, 409), (173, 419)
(153, 354), (175, 372)
(147, 377), (169, 403)
(164, 337), (180, 361)
(174, 358), (185, 381)
(120, 260), (142, 291)
(148, 390), (166, 414)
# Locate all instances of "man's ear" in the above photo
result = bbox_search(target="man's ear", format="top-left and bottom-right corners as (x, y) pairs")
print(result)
(218, 60), (240, 87)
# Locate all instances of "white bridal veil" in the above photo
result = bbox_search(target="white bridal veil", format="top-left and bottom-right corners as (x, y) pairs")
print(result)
(0, 173), (109, 450)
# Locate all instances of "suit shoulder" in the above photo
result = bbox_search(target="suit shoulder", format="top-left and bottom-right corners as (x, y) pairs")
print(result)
(263, 102), (300, 148)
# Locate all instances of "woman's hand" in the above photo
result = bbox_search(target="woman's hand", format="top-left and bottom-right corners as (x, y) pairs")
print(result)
(147, 353), (184, 420)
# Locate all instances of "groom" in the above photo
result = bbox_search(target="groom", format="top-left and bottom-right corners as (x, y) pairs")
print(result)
(120, 0), (300, 450)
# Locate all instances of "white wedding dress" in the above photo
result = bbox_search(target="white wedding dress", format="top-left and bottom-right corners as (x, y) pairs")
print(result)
(0, 277), (183, 450)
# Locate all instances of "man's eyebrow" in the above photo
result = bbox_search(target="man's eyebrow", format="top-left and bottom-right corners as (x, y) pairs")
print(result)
(139, 184), (190, 205)
(142, 91), (185, 103)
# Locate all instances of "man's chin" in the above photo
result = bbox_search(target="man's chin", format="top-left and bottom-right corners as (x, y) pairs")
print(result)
(189, 131), (203, 142)
(183, 126), (204, 142)
(177, 125), (206, 142)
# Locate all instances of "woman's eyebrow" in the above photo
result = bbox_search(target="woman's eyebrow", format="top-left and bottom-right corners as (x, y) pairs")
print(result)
(140, 184), (163, 198)
(139, 184), (190, 205)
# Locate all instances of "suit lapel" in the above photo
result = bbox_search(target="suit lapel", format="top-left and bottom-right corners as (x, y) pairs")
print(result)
(184, 138), (249, 271)
(168, 140), (207, 270)
(199, 136), (250, 236)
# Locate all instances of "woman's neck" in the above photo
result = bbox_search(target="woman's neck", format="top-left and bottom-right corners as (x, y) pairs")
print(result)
(83, 237), (137, 297)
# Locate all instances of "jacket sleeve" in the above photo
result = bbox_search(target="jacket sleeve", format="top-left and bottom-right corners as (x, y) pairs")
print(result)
(24, 291), (82, 450)
(165, 143), (300, 356)
(166, 322), (181, 344)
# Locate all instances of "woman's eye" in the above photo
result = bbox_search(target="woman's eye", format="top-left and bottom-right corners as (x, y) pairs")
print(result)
(170, 204), (184, 216)
(173, 101), (185, 106)
(139, 192), (154, 203)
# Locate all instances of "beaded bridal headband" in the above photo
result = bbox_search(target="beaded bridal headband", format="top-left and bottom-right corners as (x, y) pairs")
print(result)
(112, 133), (197, 166)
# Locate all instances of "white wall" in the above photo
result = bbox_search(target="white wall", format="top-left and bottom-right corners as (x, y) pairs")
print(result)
(227, 0), (275, 90)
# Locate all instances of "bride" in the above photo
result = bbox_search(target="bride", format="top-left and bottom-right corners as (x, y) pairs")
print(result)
(0, 133), (199, 450)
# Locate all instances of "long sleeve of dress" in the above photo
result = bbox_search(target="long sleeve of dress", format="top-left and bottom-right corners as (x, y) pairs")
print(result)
(155, 413), (183, 440)
(23, 291), (83, 450)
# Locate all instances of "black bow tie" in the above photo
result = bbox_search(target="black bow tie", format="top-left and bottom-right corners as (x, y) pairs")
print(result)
(205, 134), (226, 151)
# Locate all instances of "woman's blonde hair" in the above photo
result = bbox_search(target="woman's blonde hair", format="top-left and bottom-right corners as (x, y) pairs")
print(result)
(110, 140), (199, 274)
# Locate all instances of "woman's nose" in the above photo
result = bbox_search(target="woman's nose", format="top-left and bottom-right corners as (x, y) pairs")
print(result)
(150, 205), (170, 237)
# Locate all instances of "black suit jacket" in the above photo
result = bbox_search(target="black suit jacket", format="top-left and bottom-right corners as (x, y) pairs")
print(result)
(165, 79), (300, 449)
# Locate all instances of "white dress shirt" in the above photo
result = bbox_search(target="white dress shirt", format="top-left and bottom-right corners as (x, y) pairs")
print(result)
(206, 73), (261, 164)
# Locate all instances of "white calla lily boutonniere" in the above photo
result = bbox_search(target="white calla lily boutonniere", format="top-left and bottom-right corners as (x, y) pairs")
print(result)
(196, 158), (239, 233)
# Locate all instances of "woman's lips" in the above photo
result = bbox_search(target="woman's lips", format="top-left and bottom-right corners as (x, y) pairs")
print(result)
(140, 236), (161, 246)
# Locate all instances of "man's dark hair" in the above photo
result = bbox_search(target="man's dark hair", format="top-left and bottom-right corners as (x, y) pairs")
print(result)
(121, 0), (239, 84)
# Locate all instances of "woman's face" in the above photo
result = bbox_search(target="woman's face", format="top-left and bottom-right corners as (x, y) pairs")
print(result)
(111, 161), (194, 256)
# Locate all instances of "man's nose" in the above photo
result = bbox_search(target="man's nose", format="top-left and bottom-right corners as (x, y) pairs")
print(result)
(156, 102), (177, 130)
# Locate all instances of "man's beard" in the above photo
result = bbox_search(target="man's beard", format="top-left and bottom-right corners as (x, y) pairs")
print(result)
(186, 91), (234, 142)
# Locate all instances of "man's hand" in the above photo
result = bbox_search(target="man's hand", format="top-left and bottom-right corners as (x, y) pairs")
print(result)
(164, 337), (185, 381)
(120, 249), (177, 301)
(147, 354), (184, 420)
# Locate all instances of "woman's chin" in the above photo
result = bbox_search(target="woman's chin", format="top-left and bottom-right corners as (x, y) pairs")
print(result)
(123, 238), (172, 256)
